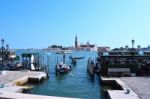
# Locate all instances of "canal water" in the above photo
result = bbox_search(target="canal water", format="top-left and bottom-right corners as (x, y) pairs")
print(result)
(28, 51), (104, 99)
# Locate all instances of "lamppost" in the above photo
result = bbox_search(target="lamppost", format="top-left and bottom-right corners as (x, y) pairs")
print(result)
(1, 39), (4, 69)
(131, 40), (135, 49)
(131, 39), (136, 74)
(6, 44), (9, 61)
(131, 39), (135, 55)
(6, 44), (9, 50)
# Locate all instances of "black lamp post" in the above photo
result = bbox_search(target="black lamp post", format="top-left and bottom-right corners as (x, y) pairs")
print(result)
(6, 44), (9, 61)
(131, 39), (135, 49)
(1, 39), (4, 69)
(131, 39), (135, 55)
(6, 44), (9, 50)
(131, 39), (136, 73)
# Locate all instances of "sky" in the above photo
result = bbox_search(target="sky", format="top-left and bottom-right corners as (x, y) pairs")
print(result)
(0, 0), (150, 49)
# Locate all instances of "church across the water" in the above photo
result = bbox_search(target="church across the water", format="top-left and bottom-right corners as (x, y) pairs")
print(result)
(74, 34), (98, 51)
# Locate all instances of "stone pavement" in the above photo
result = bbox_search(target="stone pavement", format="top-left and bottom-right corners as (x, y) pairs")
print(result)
(0, 71), (77, 99)
(101, 77), (140, 99)
(121, 77), (150, 99)
(0, 71), (45, 84)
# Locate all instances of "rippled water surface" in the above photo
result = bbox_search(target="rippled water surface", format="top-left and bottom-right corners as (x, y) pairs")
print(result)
(29, 51), (104, 99)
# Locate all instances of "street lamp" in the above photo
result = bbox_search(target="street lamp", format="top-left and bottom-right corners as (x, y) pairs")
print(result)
(131, 39), (136, 73)
(1, 39), (4, 69)
(6, 44), (9, 61)
(131, 39), (135, 49)
(6, 44), (9, 50)
(131, 39), (135, 55)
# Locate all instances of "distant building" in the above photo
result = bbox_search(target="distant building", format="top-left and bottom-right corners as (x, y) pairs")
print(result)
(140, 46), (150, 51)
(98, 41), (150, 77)
(80, 41), (98, 51)
(74, 35), (97, 51)
(45, 48), (60, 51)
(98, 47), (110, 52)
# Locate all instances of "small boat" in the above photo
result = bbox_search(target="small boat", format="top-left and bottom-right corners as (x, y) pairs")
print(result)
(56, 62), (72, 75)
(69, 56), (84, 65)
(69, 56), (77, 65)
(87, 58), (100, 76)
(69, 56), (84, 60)
(56, 51), (71, 54)
(72, 58), (77, 65)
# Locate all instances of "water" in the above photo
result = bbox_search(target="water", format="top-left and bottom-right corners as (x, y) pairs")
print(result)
(28, 51), (104, 99)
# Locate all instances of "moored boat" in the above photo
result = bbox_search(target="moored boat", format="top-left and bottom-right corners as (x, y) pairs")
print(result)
(72, 58), (77, 65)
(56, 62), (72, 75)
(69, 56), (84, 65)
(87, 58), (100, 76)
(69, 56), (84, 60)
(56, 50), (71, 54)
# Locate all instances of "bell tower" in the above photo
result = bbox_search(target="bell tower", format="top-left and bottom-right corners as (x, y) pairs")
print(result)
(75, 34), (78, 48)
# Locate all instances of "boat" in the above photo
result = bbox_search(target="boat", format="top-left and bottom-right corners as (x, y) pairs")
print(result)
(69, 56), (84, 65)
(56, 62), (72, 75)
(69, 56), (84, 60)
(87, 58), (100, 76)
(69, 56), (77, 65)
(71, 58), (77, 65)
(56, 50), (71, 54)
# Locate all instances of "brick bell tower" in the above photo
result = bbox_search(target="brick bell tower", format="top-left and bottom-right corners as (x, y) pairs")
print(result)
(75, 34), (78, 48)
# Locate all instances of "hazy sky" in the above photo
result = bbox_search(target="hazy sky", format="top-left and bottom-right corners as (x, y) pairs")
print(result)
(0, 0), (150, 49)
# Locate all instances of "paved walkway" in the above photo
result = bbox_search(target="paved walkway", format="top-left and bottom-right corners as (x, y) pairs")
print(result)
(101, 77), (139, 99)
(0, 71), (45, 84)
(0, 71), (76, 99)
(121, 77), (150, 99)
(0, 92), (77, 99)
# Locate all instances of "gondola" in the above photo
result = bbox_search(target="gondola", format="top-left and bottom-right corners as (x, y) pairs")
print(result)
(87, 58), (100, 76)
(69, 56), (84, 65)
(69, 56), (84, 60)
(56, 62), (72, 75)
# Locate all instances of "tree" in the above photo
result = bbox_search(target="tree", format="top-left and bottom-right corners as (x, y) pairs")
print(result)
(137, 45), (141, 49)
(125, 45), (128, 49)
